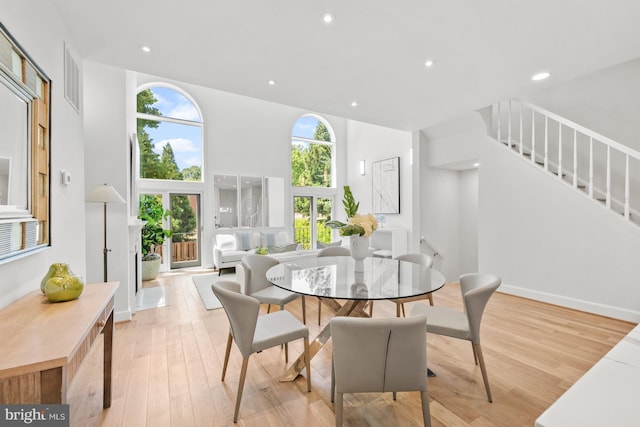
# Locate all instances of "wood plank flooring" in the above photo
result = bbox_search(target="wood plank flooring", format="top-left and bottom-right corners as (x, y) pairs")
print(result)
(69, 269), (635, 426)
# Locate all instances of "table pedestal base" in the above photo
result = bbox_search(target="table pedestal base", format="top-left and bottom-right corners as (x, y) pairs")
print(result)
(280, 298), (370, 382)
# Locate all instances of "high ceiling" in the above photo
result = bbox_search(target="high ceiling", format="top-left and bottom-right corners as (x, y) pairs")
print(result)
(52, 0), (640, 131)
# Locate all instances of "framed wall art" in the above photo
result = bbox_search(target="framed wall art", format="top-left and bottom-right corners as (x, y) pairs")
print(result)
(372, 157), (400, 214)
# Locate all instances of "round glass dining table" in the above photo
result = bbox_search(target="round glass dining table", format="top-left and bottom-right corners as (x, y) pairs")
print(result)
(267, 256), (445, 300)
(266, 256), (446, 381)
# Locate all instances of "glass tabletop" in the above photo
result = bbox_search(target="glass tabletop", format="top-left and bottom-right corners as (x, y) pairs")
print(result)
(266, 256), (446, 300)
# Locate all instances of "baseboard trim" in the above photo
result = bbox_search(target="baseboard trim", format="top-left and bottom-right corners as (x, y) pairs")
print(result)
(114, 309), (132, 323)
(499, 283), (640, 323)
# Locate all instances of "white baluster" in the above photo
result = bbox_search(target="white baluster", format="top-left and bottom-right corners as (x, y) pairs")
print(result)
(531, 110), (536, 163)
(558, 122), (563, 179)
(497, 102), (501, 143)
(519, 103), (523, 155)
(606, 145), (611, 209)
(588, 137), (594, 198)
(507, 99), (512, 148)
(625, 154), (630, 219)
(572, 129), (578, 188)
(544, 115), (549, 170)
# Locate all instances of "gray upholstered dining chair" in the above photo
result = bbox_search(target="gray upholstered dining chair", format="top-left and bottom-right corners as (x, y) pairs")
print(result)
(212, 280), (311, 423)
(330, 314), (431, 427)
(239, 254), (306, 324)
(316, 246), (351, 325)
(411, 272), (501, 402)
(369, 252), (434, 317)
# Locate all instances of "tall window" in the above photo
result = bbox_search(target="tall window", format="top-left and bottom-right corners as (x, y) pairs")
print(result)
(291, 115), (334, 187)
(291, 115), (335, 248)
(136, 86), (203, 181)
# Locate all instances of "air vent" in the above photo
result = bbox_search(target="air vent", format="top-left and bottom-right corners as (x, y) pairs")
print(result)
(64, 43), (80, 113)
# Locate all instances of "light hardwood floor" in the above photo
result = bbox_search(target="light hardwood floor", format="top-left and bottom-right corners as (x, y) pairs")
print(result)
(70, 269), (635, 426)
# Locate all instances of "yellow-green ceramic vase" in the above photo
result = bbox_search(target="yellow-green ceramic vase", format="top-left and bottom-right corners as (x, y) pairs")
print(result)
(41, 263), (85, 302)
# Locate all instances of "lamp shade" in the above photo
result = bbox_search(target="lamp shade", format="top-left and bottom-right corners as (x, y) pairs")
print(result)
(86, 183), (125, 204)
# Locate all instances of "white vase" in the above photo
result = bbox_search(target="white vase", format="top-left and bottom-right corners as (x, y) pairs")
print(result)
(349, 235), (370, 261)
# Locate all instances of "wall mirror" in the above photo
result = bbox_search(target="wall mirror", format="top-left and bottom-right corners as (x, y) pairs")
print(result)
(240, 176), (263, 227)
(372, 157), (400, 214)
(214, 175), (238, 228)
(0, 23), (51, 262)
(214, 175), (285, 229)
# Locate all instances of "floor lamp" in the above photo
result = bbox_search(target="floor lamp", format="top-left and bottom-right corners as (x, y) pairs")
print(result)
(87, 183), (125, 282)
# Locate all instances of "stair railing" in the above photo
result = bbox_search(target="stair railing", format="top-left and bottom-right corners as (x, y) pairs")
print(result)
(491, 99), (640, 223)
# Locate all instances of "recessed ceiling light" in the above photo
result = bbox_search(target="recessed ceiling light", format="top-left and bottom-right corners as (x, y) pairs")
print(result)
(351, 101), (358, 107)
(473, 162), (480, 167)
(424, 59), (435, 68)
(532, 71), (550, 81)
(322, 12), (335, 24)
(141, 45), (151, 53)
(268, 80), (276, 86)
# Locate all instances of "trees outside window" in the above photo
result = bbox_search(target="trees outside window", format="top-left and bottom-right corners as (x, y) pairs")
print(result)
(291, 115), (336, 248)
(136, 86), (203, 182)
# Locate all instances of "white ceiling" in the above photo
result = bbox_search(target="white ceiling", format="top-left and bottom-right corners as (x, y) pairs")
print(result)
(52, 0), (640, 132)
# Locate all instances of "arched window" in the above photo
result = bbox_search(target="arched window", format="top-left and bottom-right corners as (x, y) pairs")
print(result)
(136, 85), (203, 181)
(291, 115), (336, 249)
(291, 115), (334, 187)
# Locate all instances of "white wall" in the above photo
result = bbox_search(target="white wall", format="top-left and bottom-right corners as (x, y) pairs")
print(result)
(344, 120), (413, 230)
(479, 138), (640, 322)
(83, 61), (131, 320)
(528, 58), (640, 151)
(419, 112), (483, 281)
(0, 2), (87, 309)
(459, 169), (478, 273)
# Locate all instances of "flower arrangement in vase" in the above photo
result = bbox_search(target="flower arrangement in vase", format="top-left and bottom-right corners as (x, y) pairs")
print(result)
(326, 186), (378, 260)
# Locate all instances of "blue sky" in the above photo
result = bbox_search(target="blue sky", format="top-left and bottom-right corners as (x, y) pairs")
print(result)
(144, 89), (325, 168)
(147, 87), (202, 171)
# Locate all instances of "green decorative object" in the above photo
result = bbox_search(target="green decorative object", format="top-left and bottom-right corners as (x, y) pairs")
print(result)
(41, 263), (85, 302)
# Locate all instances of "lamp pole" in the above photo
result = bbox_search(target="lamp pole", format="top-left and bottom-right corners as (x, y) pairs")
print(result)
(101, 201), (110, 282)
(86, 183), (125, 283)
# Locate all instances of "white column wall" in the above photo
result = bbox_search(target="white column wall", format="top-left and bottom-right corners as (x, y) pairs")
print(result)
(83, 62), (131, 320)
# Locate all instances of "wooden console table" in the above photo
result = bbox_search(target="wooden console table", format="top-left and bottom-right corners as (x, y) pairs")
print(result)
(0, 282), (118, 407)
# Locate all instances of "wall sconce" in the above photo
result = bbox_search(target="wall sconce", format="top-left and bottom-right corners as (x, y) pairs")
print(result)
(359, 160), (366, 176)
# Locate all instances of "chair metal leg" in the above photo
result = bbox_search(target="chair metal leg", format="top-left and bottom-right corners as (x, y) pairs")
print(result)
(301, 296), (307, 324)
(267, 304), (272, 313)
(369, 301), (374, 317)
(392, 391), (397, 400)
(421, 390), (432, 427)
(471, 342), (478, 365)
(304, 337), (311, 392)
(473, 343), (493, 402)
(330, 358), (335, 402)
(318, 298), (322, 325)
(335, 392), (344, 427)
(222, 333), (233, 381)
(285, 342), (288, 363)
(234, 357), (250, 423)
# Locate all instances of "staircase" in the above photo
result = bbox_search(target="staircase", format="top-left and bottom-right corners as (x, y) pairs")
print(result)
(485, 99), (640, 226)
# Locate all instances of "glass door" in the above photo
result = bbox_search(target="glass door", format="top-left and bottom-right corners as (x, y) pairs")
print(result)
(170, 193), (201, 268)
(293, 195), (333, 249)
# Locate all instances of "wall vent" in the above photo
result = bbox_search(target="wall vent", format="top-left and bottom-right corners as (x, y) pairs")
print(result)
(64, 43), (80, 113)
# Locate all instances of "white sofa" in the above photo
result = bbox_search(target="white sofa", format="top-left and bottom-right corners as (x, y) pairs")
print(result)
(213, 229), (305, 274)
